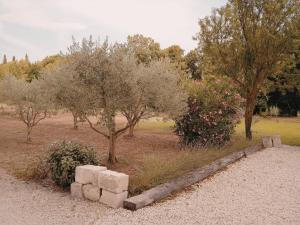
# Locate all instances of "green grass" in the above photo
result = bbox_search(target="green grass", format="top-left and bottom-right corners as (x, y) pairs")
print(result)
(137, 119), (175, 133)
(236, 116), (300, 146)
(139, 116), (300, 146)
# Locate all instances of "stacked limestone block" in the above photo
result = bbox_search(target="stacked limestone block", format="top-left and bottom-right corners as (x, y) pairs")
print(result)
(98, 170), (129, 208)
(70, 165), (129, 208)
(262, 135), (282, 148)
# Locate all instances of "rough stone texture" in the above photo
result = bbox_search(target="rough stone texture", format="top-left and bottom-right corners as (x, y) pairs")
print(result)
(70, 182), (83, 199)
(75, 165), (107, 185)
(262, 136), (273, 148)
(100, 190), (128, 209)
(98, 170), (129, 194)
(272, 135), (282, 147)
(82, 184), (100, 201)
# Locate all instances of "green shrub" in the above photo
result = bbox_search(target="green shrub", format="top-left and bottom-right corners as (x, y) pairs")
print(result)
(47, 140), (99, 188)
(175, 78), (243, 147)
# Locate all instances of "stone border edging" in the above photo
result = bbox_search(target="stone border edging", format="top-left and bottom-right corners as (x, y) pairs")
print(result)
(124, 143), (264, 211)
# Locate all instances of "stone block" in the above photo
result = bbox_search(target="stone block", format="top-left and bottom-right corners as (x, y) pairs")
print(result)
(272, 135), (282, 147)
(98, 170), (129, 194)
(82, 184), (100, 201)
(100, 190), (128, 208)
(71, 182), (83, 199)
(75, 165), (107, 185)
(262, 136), (273, 148)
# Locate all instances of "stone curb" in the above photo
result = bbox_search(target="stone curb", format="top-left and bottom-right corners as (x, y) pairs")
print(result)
(124, 143), (264, 211)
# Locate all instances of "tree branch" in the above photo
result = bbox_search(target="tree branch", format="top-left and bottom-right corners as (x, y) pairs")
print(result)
(85, 116), (109, 139)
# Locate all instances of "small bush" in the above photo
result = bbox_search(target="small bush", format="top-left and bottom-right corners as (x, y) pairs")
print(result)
(47, 140), (99, 188)
(175, 78), (243, 147)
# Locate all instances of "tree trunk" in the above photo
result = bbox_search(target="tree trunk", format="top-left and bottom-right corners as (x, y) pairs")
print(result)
(108, 134), (117, 164)
(127, 115), (142, 137)
(107, 115), (118, 164)
(245, 95), (257, 140)
(72, 112), (78, 130)
(128, 123), (135, 137)
(26, 126), (32, 142)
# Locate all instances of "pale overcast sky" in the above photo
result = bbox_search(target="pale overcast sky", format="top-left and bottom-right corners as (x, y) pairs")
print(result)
(0, 0), (226, 62)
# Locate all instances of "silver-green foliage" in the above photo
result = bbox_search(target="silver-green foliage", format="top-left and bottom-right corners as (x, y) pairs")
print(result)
(47, 37), (187, 163)
(0, 76), (52, 142)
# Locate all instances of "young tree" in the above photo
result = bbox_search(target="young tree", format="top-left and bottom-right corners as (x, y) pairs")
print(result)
(0, 76), (52, 142)
(196, 0), (300, 139)
(121, 59), (187, 137)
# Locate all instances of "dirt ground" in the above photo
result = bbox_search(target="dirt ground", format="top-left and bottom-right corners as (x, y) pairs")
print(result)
(0, 112), (256, 195)
(0, 113), (179, 176)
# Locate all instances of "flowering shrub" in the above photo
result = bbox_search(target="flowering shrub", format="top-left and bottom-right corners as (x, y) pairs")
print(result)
(175, 77), (244, 147)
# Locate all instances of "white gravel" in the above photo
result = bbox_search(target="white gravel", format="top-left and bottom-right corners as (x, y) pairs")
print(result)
(1, 146), (300, 225)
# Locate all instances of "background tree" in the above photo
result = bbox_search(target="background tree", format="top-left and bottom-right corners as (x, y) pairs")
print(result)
(0, 76), (52, 142)
(41, 62), (86, 129)
(163, 45), (184, 63)
(12, 56), (16, 62)
(196, 0), (300, 139)
(184, 49), (202, 80)
(0, 54), (61, 81)
(2, 54), (7, 64)
(264, 17), (300, 116)
(126, 34), (163, 64)
(121, 59), (187, 137)
(163, 45), (186, 73)
(25, 53), (29, 62)
(8, 59), (30, 79)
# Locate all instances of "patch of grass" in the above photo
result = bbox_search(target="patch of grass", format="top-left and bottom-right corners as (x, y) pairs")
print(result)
(236, 116), (300, 146)
(137, 119), (175, 133)
(129, 134), (255, 195)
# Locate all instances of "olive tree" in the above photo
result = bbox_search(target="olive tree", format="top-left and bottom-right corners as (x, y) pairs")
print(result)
(121, 59), (187, 137)
(64, 38), (142, 163)
(196, 0), (300, 139)
(41, 64), (86, 129)
(0, 76), (51, 142)
(62, 37), (187, 164)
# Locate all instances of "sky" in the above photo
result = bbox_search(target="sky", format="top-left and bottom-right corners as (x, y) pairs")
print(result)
(0, 0), (226, 62)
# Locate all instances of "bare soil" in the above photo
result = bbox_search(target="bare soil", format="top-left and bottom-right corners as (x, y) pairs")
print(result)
(0, 113), (179, 176)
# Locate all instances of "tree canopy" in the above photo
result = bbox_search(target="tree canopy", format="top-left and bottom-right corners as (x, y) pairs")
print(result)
(196, 0), (300, 139)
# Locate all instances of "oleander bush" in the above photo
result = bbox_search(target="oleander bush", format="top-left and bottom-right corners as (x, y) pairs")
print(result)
(175, 78), (244, 147)
(47, 140), (99, 188)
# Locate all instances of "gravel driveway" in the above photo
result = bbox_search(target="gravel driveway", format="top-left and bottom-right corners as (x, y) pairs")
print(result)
(1, 146), (300, 225)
